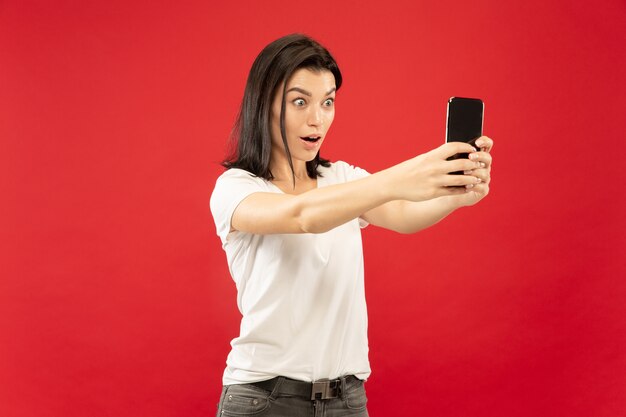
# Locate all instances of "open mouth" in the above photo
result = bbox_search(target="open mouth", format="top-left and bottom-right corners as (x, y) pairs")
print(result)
(300, 136), (321, 142)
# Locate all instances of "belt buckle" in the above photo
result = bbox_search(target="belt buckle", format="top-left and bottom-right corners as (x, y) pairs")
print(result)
(311, 379), (341, 400)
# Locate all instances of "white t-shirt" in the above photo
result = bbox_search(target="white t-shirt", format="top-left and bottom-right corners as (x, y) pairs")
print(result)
(209, 161), (372, 385)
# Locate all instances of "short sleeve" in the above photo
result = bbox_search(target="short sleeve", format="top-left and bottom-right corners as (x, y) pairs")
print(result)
(333, 161), (372, 229)
(209, 169), (264, 244)
(340, 162), (371, 183)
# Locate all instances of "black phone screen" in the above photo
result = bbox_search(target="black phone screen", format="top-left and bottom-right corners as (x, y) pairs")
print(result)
(446, 97), (484, 173)
(446, 97), (484, 145)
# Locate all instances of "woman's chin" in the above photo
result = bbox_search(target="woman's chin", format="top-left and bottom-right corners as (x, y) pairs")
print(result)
(301, 151), (321, 163)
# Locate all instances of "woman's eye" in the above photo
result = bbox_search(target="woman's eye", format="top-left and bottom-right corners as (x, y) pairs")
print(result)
(323, 98), (334, 107)
(293, 98), (305, 106)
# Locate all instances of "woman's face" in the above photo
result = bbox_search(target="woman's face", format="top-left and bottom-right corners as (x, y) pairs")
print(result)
(270, 68), (336, 165)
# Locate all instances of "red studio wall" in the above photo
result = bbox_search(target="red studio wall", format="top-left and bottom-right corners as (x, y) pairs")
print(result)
(1, 1), (625, 416)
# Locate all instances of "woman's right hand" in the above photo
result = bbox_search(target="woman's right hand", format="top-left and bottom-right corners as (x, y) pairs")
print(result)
(385, 142), (483, 202)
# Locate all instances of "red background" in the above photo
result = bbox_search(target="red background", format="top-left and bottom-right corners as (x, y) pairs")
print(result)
(1, 1), (625, 416)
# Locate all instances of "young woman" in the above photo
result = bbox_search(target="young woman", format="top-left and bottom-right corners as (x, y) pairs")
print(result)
(210, 33), (493, 417)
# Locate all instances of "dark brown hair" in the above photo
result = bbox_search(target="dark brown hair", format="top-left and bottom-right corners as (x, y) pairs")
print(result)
(222, 34), (343, 184)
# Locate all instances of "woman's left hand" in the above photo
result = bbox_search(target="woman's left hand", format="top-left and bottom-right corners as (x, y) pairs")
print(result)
(453, 136), (494, 207)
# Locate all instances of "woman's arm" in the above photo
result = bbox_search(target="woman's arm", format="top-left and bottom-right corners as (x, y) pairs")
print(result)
(231, 141), (483, 235)
(361, 198), (458, 234)
(361, 136), (493, 234)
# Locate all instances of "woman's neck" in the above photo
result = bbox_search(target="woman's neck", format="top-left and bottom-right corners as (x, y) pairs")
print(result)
(269, 153), (309, 182)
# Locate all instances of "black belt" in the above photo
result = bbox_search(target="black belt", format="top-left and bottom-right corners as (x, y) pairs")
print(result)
(251, 375), (358, 400)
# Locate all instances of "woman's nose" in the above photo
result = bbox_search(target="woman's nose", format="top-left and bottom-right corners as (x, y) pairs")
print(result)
(307, 107), (322, 126)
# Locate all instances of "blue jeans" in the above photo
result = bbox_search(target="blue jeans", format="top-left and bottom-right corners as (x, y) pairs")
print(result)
(216, 375), (369, 417)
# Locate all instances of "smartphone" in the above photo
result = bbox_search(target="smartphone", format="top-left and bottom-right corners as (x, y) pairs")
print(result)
(445, 97), (484, 174)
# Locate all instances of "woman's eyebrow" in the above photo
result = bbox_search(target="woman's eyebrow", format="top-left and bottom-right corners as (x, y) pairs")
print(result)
(286, 87), (336, 96)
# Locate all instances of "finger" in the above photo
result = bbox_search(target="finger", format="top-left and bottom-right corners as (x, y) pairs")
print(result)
(440, 173), (482, 187)
(474, 136), (493, 152)
(436, 185), (469, 197)
(463, 168), (490, 183)
(444, 157), (483, 173)
(436, 142), (477, 159)
(468, 151), (492, 167)
(466, 182), (489, 195)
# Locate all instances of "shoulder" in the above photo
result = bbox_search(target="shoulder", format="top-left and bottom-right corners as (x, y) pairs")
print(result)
(210, 168), (271, 242)
(216, 168), (264, 183)
(210, 168), (268, 213)
(321, 160), (371, 183)
(212, 168), (270, 193)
